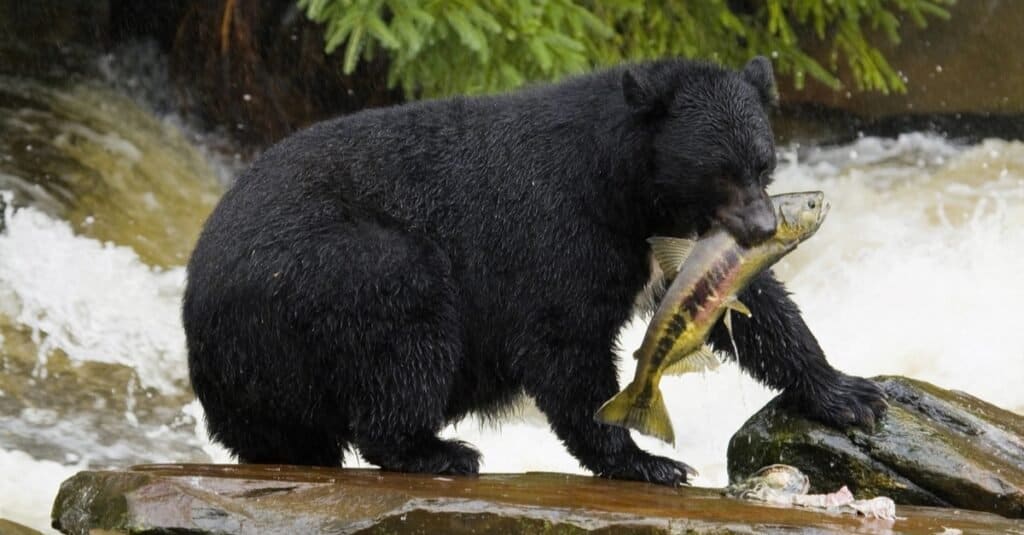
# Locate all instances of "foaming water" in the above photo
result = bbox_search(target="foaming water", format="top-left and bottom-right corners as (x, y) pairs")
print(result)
(3, 134), (1024, 531)
(0, 196), (187, 393)
(0, 200), (209, 531)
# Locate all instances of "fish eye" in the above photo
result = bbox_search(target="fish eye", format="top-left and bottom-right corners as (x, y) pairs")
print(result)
(807, 200), (816, 209)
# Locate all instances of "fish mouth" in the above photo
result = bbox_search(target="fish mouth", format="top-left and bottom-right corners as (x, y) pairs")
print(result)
(811, 198), (831, 230)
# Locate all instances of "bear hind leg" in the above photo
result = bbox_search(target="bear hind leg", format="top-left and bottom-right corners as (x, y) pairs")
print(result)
(340, 225), (480, 475)
(206, 415), (347, 467)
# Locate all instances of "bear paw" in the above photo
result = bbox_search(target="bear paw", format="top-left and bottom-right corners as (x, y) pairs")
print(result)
(594, 449), (698, 487)
(786, 372), (888, 430)
(365, 437), (481, 476)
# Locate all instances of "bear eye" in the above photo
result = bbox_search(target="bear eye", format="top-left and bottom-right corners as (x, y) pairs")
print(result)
(807, 200), (816, 209)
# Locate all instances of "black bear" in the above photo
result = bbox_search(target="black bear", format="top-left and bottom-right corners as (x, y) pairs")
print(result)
(183, 57), (886, 486)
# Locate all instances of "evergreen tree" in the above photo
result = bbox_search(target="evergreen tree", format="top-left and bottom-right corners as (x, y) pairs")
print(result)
(298, 0), (953, 98)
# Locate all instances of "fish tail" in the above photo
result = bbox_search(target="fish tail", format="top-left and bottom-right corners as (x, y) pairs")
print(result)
(594, 383), (675, 445)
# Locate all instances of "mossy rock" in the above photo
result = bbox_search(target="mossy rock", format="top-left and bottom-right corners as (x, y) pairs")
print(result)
(728, 376), (1024, 518)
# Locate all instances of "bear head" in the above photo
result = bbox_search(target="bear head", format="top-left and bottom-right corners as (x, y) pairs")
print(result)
(625, 57), (779, 246)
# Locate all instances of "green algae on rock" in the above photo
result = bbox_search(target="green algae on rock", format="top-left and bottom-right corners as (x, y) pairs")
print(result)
(52, 464), (1024, 534)
(728, 375), (1024, 518)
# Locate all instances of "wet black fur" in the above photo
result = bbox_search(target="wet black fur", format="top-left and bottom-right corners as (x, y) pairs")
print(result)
(183, 57), (886, 486)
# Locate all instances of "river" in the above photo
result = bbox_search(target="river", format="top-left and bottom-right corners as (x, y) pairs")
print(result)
(1, 54), (1022, 532)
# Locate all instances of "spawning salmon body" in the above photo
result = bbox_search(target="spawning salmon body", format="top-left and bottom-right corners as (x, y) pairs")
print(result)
(594, 191), (829, 445)
(637, 228), (790, 380)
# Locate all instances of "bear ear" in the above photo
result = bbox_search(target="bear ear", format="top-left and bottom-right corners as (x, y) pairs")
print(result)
(742, 56), (778, 108)
(622, 69), (666, 116)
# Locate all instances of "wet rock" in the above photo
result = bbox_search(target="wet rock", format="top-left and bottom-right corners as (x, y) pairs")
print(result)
(52, 464), (1024, 534)
(0, 518), (43, 535)
(728, 376), (1024, 518)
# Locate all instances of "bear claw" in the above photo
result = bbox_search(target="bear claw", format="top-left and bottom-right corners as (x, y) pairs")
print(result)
(596, 450), (697, 487)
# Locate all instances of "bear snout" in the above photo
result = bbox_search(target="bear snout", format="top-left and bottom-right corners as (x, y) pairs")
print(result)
(715, 190), (776, 246)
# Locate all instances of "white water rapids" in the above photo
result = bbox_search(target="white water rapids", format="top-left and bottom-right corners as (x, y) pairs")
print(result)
(1, 122), (1022, 531)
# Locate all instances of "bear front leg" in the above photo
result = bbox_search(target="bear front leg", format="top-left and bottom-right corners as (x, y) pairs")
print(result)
(523, 342), (697, 486)
(709, 270), (888, 429)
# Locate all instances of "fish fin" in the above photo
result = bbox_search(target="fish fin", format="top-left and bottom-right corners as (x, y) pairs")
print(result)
(723, 308), (734, 339)
(647, 236), (696, 280)
(594, 384), (675, 445)
(663, 345), (721, 376)
(725, 296), (752, 317)
(720, 297), (745, 356)
(633, 272), (668, 319)
(722, 304), (744, 360)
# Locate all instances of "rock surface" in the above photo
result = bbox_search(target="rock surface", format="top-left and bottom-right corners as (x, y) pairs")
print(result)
(52, 464), (1023, 534)
(0, 518), (43, 535)
(729, 376), (1024, 518)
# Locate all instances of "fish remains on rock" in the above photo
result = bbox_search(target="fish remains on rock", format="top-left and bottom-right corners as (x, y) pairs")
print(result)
(595, 192), (830, 446)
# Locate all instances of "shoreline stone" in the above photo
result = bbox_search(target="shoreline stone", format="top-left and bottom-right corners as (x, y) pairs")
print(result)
(0, 518), (43, 535)
(51, 463), (1023, 534)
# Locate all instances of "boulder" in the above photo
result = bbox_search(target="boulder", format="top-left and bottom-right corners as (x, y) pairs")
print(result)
(52, 463), (1023, 534)
(728, 376), (1024, 518)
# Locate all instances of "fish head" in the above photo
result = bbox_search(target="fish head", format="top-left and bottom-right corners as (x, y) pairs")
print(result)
(772, 191), (829, 243)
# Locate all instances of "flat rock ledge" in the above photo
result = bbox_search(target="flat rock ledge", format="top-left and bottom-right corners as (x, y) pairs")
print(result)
(52, 464), (1023, 534)
(0, 519), (43, 535)
(729, 376), (1024, 518)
